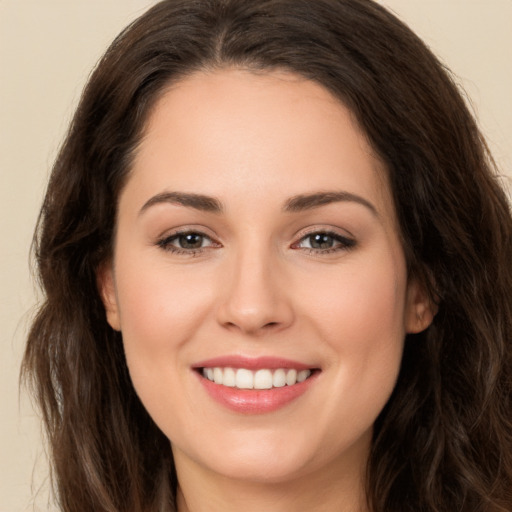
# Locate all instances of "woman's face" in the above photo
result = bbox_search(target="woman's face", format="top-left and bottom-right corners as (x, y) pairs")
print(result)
(100, 69), (432, 485)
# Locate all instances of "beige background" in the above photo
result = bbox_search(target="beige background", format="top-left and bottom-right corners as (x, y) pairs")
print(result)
(1, 1), (510, 510)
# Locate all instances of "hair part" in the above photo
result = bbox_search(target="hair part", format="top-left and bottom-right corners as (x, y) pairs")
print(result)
(23, 1), (512, 510)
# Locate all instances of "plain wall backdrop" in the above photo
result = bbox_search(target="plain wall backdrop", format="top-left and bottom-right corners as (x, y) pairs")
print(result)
(1, 1), (510, 510)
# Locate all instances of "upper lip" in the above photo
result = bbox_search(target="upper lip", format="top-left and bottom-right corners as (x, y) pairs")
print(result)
(193, 355), (316, 371)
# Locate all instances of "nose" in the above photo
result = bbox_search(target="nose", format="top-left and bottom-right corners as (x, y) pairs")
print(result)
(216, 246), (294, 336)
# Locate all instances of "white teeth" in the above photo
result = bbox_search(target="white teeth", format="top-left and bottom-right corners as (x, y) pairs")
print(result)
(254, 369), (273, 389)
(202, 367), (312, 389)
(236, 368), (254, 389)
(213, 367), (223, 384)
(297, 369), (310, 383)
(285, 368), (297, 386)
(272, 369), (286, 388)
(223, 367), (236, 387)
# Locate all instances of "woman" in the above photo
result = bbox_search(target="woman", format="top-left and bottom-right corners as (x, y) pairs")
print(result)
(23, 0), (512, 511)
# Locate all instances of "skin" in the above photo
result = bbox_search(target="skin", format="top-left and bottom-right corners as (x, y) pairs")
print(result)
(99, 68), (434, 512)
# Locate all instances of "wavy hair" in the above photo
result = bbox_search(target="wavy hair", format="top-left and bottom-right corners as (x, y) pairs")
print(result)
(23, 0), (512, 510)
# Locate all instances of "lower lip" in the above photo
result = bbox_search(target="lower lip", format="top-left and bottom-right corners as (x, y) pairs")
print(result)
(196, 371), (318, 414)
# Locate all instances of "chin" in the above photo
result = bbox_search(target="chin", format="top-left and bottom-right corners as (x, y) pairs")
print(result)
(206, 451), (314, 484)
(173, 424), (357, 486)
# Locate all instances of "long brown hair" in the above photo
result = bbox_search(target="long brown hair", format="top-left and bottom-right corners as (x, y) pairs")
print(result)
(23, 1), (512, 510)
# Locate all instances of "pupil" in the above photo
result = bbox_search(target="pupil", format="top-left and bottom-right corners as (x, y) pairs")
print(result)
(311, 233), (333, 249)
(180, 233), (203, 249)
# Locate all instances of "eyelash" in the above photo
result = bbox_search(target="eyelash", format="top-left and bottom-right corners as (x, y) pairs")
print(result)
(292, 230), (356, 254)
(156, 230), (219, 256)
(156, 229), (356, 256)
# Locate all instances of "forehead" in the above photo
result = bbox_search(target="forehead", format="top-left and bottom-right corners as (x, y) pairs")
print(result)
(126, 68), (394, 220)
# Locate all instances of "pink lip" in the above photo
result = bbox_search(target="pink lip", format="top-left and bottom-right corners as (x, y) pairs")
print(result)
(197, 375), (317, 414)
(192, 355), (319, 414)
(193, 355), (313, 371)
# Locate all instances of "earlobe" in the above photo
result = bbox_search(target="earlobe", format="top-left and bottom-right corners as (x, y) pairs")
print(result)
(405, 278), (437, 334)
(97, 263), (121, 331)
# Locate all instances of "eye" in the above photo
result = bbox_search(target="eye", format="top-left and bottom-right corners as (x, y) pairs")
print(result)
(294, 231), (356, 253)
(173, 232), (209, 249)
(157, 230), (218, 254)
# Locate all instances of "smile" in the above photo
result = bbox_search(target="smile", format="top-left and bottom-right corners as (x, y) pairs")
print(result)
(194, 357), (319, 414)
(202, 367), (312, 389)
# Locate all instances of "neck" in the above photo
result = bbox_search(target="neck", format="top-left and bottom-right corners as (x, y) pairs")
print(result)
(174, 447), (369, 512)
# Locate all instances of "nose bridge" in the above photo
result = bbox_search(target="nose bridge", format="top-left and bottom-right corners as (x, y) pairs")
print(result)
(217, 236), (293, 334)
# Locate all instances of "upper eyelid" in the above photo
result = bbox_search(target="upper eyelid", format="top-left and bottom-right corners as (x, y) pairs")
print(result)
(298, 230), (353, 241)
(157, 225), (218, 240)
(294, 225), (355, 241)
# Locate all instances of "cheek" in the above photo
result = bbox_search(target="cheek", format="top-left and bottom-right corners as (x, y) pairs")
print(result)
(303, 259), (407, 346)
(298, 255), (407, 414)
(114, 254), (216, 367)
(113, 255), (219, 434)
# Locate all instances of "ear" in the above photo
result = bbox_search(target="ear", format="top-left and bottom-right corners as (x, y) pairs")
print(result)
(404, 277), (437, 334)
(96, 262), (121, 331)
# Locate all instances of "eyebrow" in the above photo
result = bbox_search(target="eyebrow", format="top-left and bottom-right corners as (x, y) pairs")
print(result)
(139, 189), (378, 217)
(139, 191), (223, 215)
(283, 191), (378, 216)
